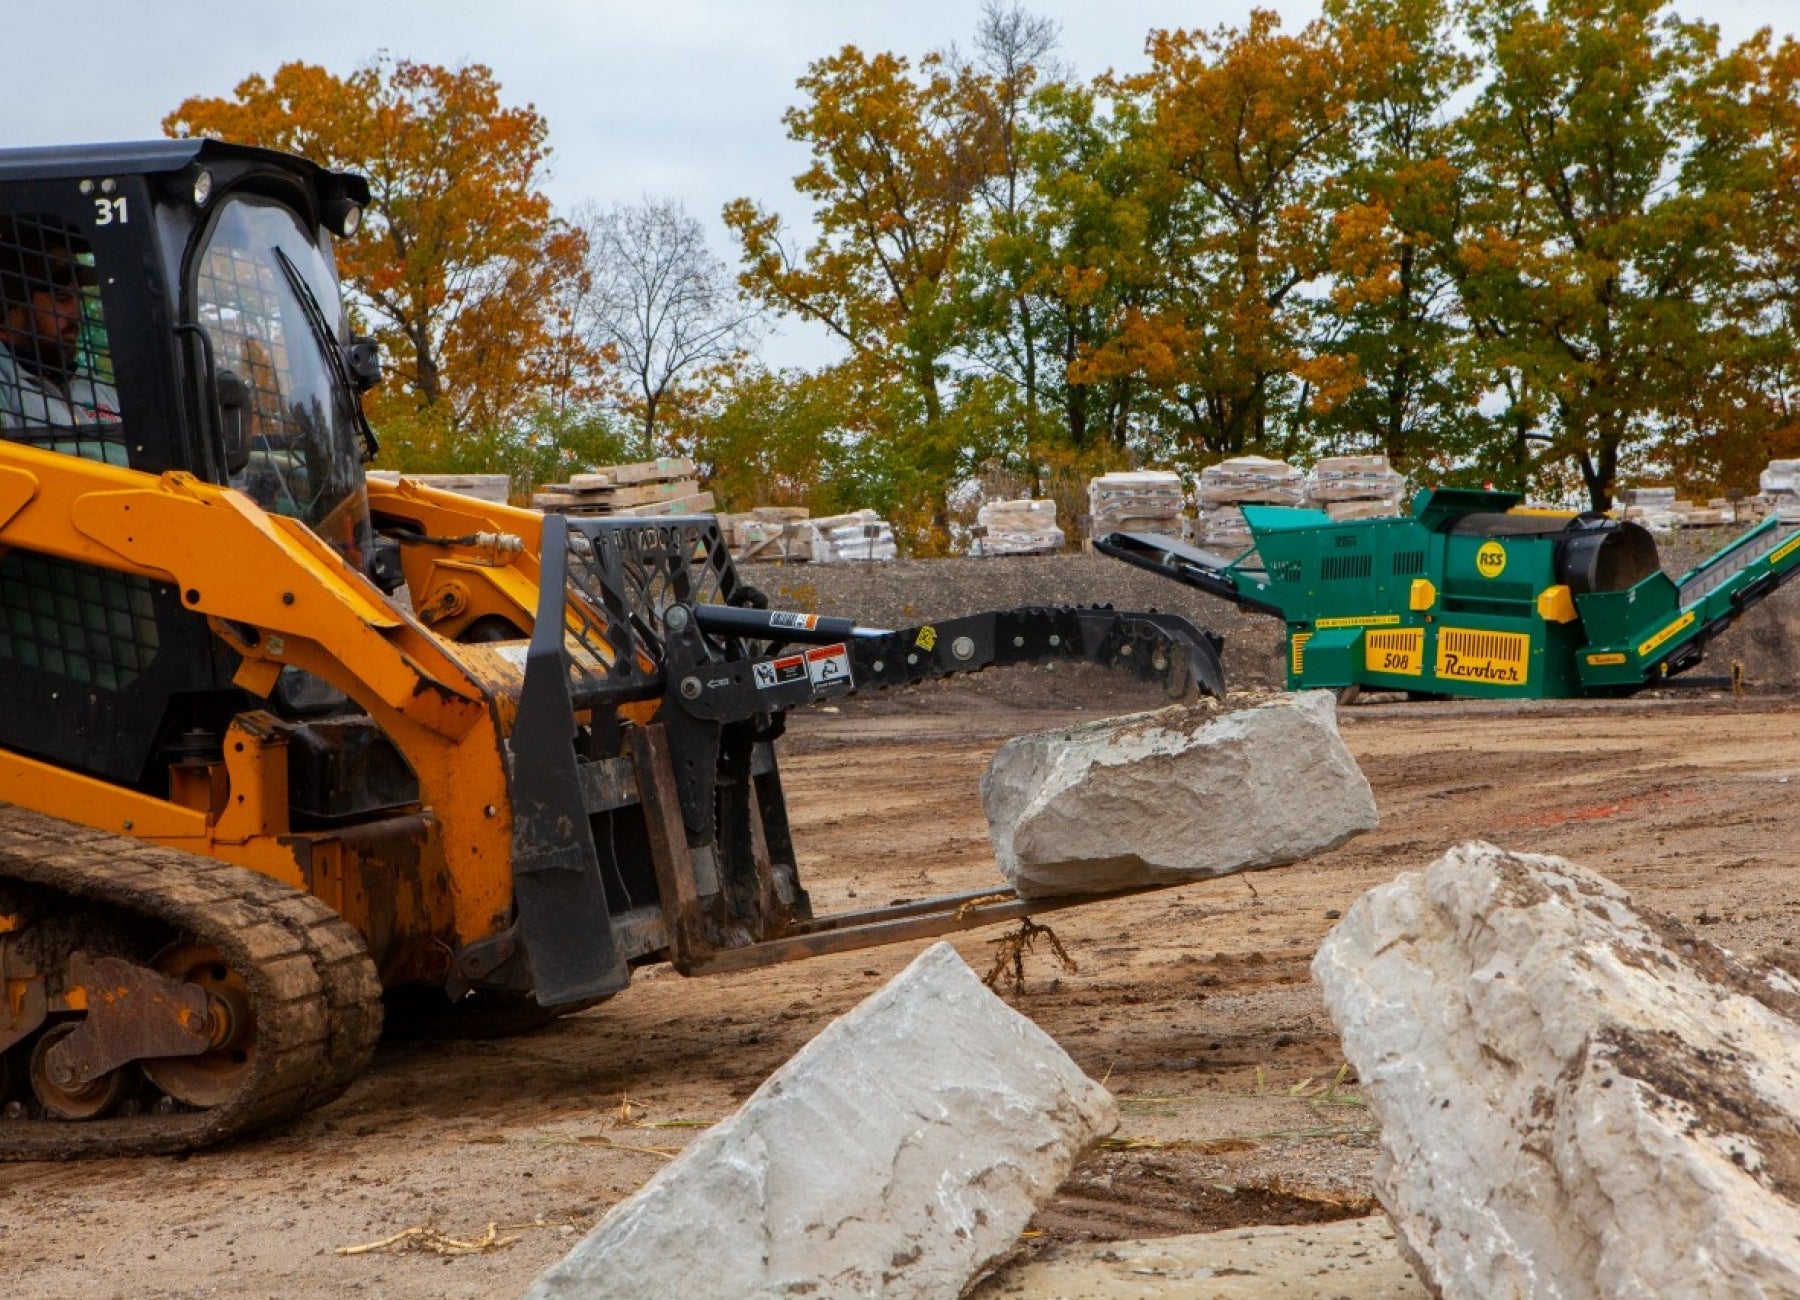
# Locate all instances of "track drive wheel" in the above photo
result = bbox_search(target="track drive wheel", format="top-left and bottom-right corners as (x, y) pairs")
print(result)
(140, 942), (256, 1108)
(29, 1022), (135, 1120)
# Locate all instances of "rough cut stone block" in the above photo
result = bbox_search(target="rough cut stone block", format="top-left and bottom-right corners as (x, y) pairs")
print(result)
(1314, 841), (1800, 1299)
(525, 942), (1117, 1300)
(982, 692), (1376, 899)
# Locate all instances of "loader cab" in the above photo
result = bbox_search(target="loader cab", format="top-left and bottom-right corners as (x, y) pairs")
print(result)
(0, 140), (377, 787)
(0, 140), (376, 557)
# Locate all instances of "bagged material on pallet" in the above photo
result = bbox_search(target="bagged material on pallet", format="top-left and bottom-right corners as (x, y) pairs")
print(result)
(1306, 454), (1406, 505)
(1326, 499), (1404, 522)
(812, 509), (897, 562)
(1618, 486), (1678, 506)
(1761, 460), (1800, 496)
(1196, 504), (1255, 551)
(1196, 456), (1306, 546)
(973, 499), (1065, 557)
(1196, 456), (1305, 508)
(1088, 471), (1186, 539)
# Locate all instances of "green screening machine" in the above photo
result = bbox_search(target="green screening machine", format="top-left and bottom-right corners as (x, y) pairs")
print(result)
(1098, 487), (1800, 700)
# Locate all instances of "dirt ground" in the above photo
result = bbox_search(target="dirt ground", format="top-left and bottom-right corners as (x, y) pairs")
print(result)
(5, 675), (1800, 1299)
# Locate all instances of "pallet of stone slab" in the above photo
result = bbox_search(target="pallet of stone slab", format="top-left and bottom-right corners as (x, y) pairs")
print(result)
(732, 519), (820, 563)
(1195, 456), (1305, 507)
(973, 498), (1065, 556)
(566, 455), (697, 489)
(365, 471), (512, 504)
(604, 491), (716, 519)
(1305, 454), (1407, 504)
(530, 476), (705, 513)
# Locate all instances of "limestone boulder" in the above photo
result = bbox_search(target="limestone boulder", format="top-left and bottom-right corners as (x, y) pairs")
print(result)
(525, 941), (1116, 1300)
(1314, 841), (1800, 1299)
(982, 691), (1376, 899)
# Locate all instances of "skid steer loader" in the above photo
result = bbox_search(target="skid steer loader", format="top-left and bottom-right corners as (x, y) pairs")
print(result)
(0, 139), (1226, 1156)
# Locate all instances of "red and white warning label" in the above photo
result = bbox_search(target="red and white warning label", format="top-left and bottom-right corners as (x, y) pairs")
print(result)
(805, 643), (853, 690)
(752, 653), (808, 690)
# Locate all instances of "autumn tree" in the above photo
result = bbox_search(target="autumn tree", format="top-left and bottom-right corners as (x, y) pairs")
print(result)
(1450, 0), (1766, 508)
(165, 57), (596, 453)
(1656, 30), (1800, 493)
(574, 198), (764, 458)
(723, 43), (1001, 490)
(1068, 12), (1367, 464)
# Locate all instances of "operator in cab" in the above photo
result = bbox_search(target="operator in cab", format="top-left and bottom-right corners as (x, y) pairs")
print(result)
(0, 213), (125, 463)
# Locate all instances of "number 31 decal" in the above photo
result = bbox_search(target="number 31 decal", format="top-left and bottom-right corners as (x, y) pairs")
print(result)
(94, 196), (128, 225)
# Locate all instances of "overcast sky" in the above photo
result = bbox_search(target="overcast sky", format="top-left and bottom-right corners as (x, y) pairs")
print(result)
(7, 0), (1794, 367)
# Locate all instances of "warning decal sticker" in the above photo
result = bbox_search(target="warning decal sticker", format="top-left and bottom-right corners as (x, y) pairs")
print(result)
(753, 653), (808, 689)
(768, 611), (820, 631)
(805, 643), (853, 690)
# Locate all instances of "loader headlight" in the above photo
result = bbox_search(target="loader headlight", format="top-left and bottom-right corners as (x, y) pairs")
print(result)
(324, 198), (362, 238)
(192, 170), (213, 207)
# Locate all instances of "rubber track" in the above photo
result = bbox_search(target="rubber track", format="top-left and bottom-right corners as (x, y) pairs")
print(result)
(0, 804), (383, 1159)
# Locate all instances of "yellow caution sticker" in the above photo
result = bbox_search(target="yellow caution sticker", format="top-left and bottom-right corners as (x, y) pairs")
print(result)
(1365, 628), (1424, 677)
(1636, 611), (1695, 658)
(1586, 652), (1628, 666)
(1291, 631), (1311, 675)
(1315, 614), (1402, 629)
(915, 625), (938, 651)
(1771, 534), (1800, 567)
(1436, 627), (1531, 685)
(1475, 541), (1508, 578)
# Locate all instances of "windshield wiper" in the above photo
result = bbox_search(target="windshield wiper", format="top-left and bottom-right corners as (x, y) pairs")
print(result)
(273, 245), (381, 463)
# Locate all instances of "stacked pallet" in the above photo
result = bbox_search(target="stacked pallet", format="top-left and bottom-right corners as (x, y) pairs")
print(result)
(1195, 456), (1304, 548)
(531, 456), (714, 519)
(721, 507), (817, 563)
(1088, 471), (1187, 541)
(1761, 461), (1800, 521)
(1619, 487), (1749, 530)
(1306, 454), (1407, 522)
(972, 499), (1065, 557)
(813, 510), (898, 562)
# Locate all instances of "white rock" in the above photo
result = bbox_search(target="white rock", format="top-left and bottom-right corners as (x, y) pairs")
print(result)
(982, 692), (1377, 900)
(1314, 841), (1800, 1299)
(525, 942), (1117, 1300)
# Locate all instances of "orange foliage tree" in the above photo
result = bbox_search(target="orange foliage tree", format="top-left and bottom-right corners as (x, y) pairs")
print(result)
(1065, 11), (1370, 464)
(723, 44), (1002, 491)
(164, 57), (596, 456)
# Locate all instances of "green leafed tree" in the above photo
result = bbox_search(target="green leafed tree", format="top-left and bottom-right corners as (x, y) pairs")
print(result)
(1450, 0), (1773, 507)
